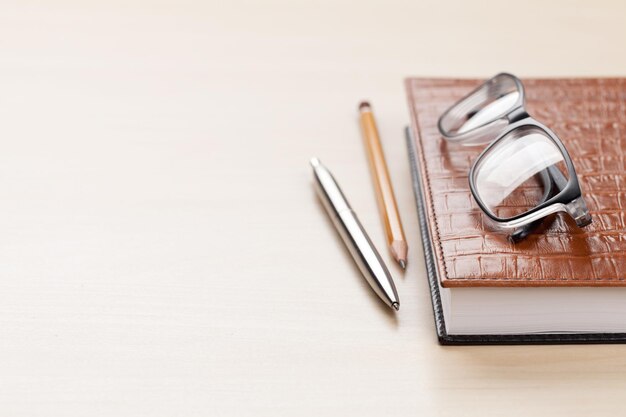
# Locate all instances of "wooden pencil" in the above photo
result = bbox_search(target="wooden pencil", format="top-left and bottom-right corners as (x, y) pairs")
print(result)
(358, 101), (408, 268)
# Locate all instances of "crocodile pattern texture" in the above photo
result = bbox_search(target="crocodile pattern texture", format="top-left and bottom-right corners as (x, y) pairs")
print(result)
(406, 78), (626, 287)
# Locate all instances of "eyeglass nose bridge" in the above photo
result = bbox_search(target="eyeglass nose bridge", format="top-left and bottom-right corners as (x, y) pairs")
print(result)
(506, 105), (530, 124)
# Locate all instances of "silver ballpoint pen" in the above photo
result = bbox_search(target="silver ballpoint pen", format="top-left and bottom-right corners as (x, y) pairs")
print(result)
(310, 157), (400, 311)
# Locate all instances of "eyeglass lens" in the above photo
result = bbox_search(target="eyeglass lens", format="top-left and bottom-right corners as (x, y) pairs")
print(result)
(458, 91), (519, 134)
(472, 126), (570, 219)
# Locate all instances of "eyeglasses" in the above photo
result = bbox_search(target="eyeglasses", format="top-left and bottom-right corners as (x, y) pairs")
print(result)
(438, 73), (592, 242)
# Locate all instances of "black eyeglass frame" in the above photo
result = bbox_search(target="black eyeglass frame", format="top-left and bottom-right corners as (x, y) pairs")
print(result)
(438, 73), (592, 237)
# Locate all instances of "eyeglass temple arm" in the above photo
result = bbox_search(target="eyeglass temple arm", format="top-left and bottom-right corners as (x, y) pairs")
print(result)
(509, 165), (567, 242)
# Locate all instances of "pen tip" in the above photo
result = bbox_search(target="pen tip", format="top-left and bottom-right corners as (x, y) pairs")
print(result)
(310, 157), (320, 168)
(358, 101), (371, 111)
(399, 260), (407, 269)
(392, 302), (400, 311)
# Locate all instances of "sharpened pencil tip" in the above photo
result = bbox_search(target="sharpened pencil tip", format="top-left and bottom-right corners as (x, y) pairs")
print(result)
(392, 302), (400, 311)
(399, 259), (407, 269)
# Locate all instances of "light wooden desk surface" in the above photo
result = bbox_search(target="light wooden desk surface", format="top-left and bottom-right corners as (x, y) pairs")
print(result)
(1, 1), (625, 415)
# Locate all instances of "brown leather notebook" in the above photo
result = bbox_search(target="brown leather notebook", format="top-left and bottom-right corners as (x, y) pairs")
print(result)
(405, 77), (626, 343)
(407, 77), (626, 288)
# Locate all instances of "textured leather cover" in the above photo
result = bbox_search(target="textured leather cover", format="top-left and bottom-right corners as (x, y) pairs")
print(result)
(406, 77), (626, 288)
(406, 127), (626, 345)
